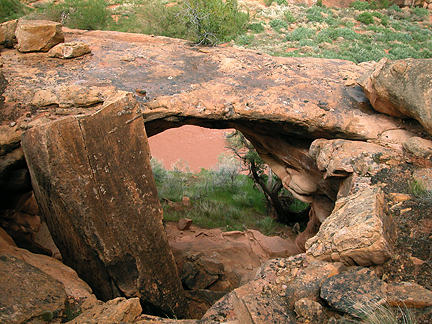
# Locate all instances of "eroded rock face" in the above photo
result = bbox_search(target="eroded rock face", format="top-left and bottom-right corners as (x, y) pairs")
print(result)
(21, 92), (189, 318)
(305, 186), (395, 266)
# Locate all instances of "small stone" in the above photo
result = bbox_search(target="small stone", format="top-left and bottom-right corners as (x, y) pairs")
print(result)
(9, 122), (16, 127)
(178, 218), (193, 231)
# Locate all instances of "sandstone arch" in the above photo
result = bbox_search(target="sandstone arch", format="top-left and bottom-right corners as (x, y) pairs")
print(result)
(2, 28), (431, 319)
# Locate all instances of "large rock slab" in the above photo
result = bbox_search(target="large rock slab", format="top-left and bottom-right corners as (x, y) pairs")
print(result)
(15, 20), (64, 52)
(21, 91), (188, 318)
(305, 186), (396, 266)
(0, 253), (67, 324)
(358, 58), (432, 136)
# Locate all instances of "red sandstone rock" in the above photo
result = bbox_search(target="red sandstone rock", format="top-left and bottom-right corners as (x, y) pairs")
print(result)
(15, 20), (64, 52)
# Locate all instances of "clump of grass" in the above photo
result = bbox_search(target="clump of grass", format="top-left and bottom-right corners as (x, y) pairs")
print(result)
(0, 0), (29, 23)
(346, 300), (417, 324)
(248, 22), (265, 33)
(357, 11), (374, 25)
(270, 18), (288, 32)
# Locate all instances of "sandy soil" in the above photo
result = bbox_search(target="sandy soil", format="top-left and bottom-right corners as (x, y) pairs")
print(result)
(147, 125), (235, 172)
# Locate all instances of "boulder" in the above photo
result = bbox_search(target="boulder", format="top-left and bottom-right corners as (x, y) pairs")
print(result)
(0, 253), (67, 324)
(0, 20), (17, 48)
(320, 267), (388, 318)
(305, 186), (396, 266)
(309, 138), (395, 178)
(284, 259), (347, 308)
(69, 297), (142, 324)
(386, 282), (432, 308)
(0, 227), (92, 299)
(21, 91), (189, 318)
(15, 20), (64, 52)
(358, 58), (432, 136)
(403, 136), (432, 158)
(48, 41), (91, 59)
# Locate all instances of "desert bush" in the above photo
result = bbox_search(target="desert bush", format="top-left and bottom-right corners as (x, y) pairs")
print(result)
(179, 0), (249, 45)
(357, 11), (374, 24)
(412, 7), (429, 18)
(248, 22), (265, 33)
(284, 10), (296, 23)
(388, 4), (401, 12)
(349, 1), (371, 11)
(0, 0), (28, 23)
(286, 26), (315, 41)
(37, 0), (112, 30)
(270, 18), (288, 31)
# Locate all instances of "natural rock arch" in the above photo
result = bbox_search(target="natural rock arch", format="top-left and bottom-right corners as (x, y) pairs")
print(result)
(2, 26), (432, 320)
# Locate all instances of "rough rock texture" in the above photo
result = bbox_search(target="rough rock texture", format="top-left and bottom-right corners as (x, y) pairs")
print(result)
(69, 297), (142, 324)
(0, 253), (67, 324)
(320, 267), (388, 318)
(294, 298), (327, 324)
(358, 58), (432, 135)
(386, 282), (432, 308)
(0, 227), (92, 299)
(21, 92), (188, 318)
(48, 41), (91, 59)
(305, 186), (396, 266)
(284, 259), (346, 308)
(0, 20), (17, 48)
(309, 138), (395, 179)
(15, 20), (64, 52)
(403, 136), (432, 158)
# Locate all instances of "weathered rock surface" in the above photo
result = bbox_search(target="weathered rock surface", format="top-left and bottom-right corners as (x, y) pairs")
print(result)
(284, 259), (346, 308)
(305, 186), (396, 266)
(47, 41), (91, 59)
(0, 227), (92, 299)
(0, 253), (67, 324)
(21, 91), (188, 318)
(294, 298), (327, 324)
(358, 58), (432, 136)
(0, 20), (17, 48)
(69, 297), (142, 324)
(386, 282), (432, 308)
(15, 20), (64, 52)
(320, 267), (387, 318)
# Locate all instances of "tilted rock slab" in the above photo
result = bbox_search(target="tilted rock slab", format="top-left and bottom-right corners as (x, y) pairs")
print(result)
(21, 91), (189, 318)
(305, 186), (396, 266)
(15, 20), (64, 52)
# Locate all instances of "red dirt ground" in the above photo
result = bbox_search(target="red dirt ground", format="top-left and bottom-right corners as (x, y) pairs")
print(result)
(147, 126), (235, 172)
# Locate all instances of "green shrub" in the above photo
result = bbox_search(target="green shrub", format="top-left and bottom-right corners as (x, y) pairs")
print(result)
(286, 26), (315, 41)
(349, 1), (371, 11)
(284, 10), (296, 23)
(270, 18), (288, 31)
(412, 7), (429, 18)
(380, 15), (389, 26)
(388, 4), (401, 12)
(237, 34), (254, 45)
(263, 0), (274, 6)
(179, 0), (249, 45)
(306, 5), (331, 23)
(248, 22), (265, 33)
(275, 0), (288, 5)
(0, 0), (28, 23)
(357, 11), (374, 25)
(41, 0), (112, 30)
